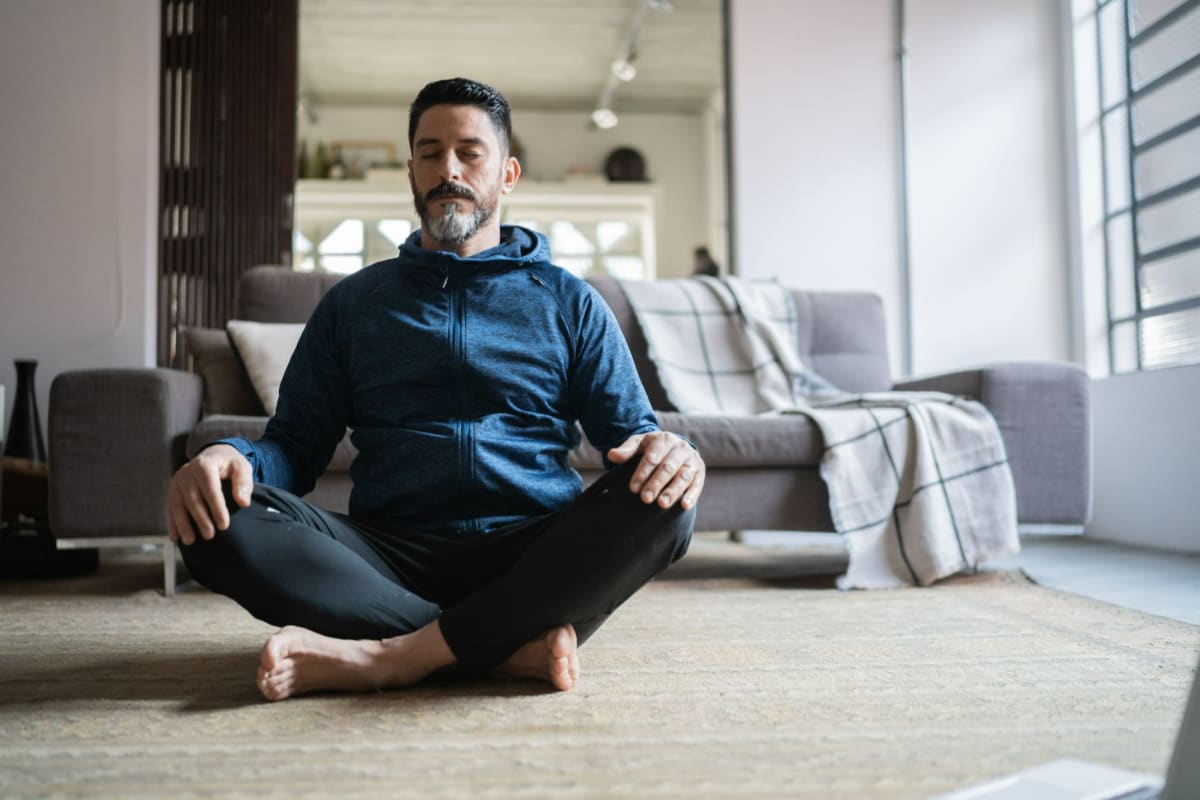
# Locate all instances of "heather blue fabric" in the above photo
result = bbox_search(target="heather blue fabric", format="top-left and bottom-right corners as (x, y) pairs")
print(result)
(215, 226), (659, 536)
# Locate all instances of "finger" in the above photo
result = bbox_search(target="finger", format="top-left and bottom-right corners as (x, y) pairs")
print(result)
(606, 434), (645, 463)
(656, 463), (698, 509)
(182, 483), (217, 541)
(200, 467), (231, 531)
(635, 444), (689, 501)
(630, 436), (674, 493)
(680, 469), (706, 510)
(227, 457), (254, 507)
(169, 501), (197, 546)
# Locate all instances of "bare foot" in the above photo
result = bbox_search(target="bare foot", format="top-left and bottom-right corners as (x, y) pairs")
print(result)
(493, 625), (579, 691)
(256, 623), (453, 701)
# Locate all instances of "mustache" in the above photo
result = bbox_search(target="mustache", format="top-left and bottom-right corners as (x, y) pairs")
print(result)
(425, 182), (476, 204)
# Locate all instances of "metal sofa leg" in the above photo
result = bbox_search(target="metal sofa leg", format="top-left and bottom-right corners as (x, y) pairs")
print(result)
(163, 541), (176, 597)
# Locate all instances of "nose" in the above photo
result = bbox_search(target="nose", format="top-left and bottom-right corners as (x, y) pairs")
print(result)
(437, 151), (462, 183)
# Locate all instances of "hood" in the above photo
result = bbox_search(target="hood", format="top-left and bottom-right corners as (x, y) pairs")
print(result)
(397, 225), (551, 273)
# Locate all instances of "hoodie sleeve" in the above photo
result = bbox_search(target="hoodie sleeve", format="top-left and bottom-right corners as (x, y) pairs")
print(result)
(567, 283), (660, 464)
(209, 289), (351, 494)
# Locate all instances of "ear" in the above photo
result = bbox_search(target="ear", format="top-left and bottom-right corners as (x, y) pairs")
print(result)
(501, 155), (521, 195)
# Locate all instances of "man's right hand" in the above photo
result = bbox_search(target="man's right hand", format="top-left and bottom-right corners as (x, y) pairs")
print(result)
(167, 444), (254, 545)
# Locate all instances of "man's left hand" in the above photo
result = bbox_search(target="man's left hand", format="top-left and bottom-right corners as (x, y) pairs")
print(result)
(608, 431), (705, 510)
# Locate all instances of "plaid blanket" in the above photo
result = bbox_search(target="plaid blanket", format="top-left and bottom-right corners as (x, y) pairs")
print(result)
(618, 277), (1019, 588)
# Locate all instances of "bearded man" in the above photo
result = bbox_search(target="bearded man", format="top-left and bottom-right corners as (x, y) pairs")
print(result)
(166, 78), (704, 700)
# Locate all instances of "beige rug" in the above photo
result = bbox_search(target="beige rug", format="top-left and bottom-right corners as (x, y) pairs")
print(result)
(1, 535), (1196, 800)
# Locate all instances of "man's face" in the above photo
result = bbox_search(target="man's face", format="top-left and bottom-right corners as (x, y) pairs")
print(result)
(408, 104), (519, 248)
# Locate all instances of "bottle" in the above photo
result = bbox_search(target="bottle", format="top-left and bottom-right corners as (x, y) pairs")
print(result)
(328, 145), (348, 180)
(297, 139), (310, 179)
(313, 142), (330, 179)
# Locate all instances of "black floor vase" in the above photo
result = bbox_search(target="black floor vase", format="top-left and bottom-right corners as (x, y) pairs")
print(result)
(5, 359), (47, 463)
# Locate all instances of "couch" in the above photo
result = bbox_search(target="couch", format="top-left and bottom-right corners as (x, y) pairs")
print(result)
(48, 266), (1091, 593)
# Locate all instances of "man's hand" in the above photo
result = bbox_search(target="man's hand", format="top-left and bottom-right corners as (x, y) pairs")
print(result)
(167, 444), (254, 545)
(608, 431), (705, 510)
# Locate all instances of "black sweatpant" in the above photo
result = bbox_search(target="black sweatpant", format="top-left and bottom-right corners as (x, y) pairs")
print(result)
(179, 459), (694, 675)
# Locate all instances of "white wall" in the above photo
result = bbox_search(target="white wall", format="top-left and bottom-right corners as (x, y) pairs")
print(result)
(298, 105), (714, 278)
(0, 0), (160, 435)
(906, 0), (1072, 374)
(729, 0), (905, 374)
(729, 0), (1071, 379)
(1087, 365), (1200, 553)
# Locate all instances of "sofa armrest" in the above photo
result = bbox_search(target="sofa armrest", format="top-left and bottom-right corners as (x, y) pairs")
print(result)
(895, 362), (1091, 525)
(49, 368), (203, 539)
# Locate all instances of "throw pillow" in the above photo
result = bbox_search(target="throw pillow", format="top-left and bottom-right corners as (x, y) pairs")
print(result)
(184, 327), (264, 416)
(225, 320), (306, 417)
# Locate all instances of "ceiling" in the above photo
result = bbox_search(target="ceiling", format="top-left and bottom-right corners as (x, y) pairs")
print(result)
(298, 0), (725, 114)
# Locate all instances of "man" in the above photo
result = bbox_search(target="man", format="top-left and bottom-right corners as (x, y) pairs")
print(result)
(168, 78), (704, 701)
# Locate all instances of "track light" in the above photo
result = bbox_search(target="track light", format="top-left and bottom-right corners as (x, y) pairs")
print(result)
(611, 58), (637, 82)
(591, 108), (619, 129)
(590, 0), (673, 133)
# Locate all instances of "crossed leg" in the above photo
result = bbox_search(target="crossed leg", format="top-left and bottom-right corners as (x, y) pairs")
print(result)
(182, 463), (692, 700)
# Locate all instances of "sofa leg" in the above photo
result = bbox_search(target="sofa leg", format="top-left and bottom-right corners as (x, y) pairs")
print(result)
(56, 535), (177, 595)
(163, 541), (177, 597)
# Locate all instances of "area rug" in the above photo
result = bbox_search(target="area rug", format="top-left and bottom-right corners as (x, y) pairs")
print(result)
(1, 535), (1196, 800)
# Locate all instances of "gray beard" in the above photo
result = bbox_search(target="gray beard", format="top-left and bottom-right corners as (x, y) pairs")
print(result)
(421, 200), (491, 246)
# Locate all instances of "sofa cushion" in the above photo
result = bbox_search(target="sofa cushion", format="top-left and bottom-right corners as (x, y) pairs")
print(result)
(586, 276), (893, 403)
(225, 321), (305, 416)
(568, 412), (824, 470)
(187, 415), (359, 472)
(792, 291), (892, 393)
(184, 327), (264, 416)
(235, 265), (342, 322)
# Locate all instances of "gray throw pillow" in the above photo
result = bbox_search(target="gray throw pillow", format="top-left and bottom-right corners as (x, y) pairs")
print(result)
(184, 327), (265, 416)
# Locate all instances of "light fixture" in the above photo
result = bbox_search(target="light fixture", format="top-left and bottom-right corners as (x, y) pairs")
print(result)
(589, 0), (672, 131)
(611, 58), (637, 82)
(591, 108), (619, 129)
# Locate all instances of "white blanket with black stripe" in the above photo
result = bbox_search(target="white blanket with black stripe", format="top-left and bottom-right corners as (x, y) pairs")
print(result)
(618, 276), (1019, 589)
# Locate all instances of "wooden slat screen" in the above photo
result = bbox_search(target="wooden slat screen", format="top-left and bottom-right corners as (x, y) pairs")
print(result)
(157, 0), (298, 367)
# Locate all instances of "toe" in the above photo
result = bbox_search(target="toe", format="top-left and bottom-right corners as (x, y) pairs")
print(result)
(263, 673), (292, 701)
(550, 656), (573, 691)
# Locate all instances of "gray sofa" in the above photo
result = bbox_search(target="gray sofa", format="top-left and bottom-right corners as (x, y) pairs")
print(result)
(49, 266), (1091, 590)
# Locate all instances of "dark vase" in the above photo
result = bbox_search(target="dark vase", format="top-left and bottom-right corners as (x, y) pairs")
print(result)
(4, 360), (46, 463)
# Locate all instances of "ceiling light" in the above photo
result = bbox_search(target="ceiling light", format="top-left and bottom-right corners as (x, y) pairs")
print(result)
(591, 108), (619, 129)
(611, 58), (637, 82)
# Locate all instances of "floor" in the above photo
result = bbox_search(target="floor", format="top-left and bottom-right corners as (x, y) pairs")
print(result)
(991, 534), (1200, 626)
(737, 531), (1200, 625)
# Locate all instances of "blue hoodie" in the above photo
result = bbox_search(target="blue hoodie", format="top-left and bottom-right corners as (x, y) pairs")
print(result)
(216, 226), (659, 536)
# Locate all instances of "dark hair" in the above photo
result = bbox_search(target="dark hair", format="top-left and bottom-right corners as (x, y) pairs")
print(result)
(408, 77), (512, 154)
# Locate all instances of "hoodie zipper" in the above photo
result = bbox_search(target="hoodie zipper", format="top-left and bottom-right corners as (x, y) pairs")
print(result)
(446, 269), (474, 526)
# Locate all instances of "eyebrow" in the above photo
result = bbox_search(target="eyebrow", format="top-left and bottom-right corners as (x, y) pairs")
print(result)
(415, 137), (488, 149)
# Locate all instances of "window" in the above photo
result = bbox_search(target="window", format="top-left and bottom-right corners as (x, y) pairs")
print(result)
(294, 218), (413, 274)
(1094, 0), (1200, 371)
